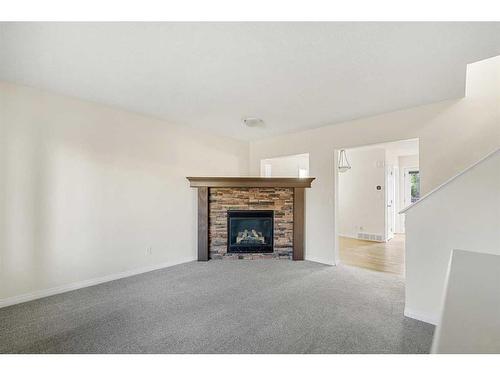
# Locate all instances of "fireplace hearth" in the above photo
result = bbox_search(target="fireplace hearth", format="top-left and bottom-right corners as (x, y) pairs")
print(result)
(227, 210), (274, 253)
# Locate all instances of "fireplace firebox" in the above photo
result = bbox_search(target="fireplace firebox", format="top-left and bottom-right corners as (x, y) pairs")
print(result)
(227, 210), (274, 253)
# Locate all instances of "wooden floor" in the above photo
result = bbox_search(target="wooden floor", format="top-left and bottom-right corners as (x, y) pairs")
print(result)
(339, 234), (405, 275)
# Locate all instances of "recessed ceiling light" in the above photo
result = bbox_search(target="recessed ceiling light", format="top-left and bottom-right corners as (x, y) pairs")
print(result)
(242, 117), (265, 127)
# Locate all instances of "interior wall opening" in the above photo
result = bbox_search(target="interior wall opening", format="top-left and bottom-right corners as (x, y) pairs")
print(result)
(260, 153), (310, 177)
(334, 138), (420, 275)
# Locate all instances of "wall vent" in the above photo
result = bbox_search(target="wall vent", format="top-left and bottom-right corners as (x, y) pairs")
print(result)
(357, 232), (384, 242)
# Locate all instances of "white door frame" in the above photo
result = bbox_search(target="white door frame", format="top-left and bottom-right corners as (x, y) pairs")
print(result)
(333, 149), (341, 265)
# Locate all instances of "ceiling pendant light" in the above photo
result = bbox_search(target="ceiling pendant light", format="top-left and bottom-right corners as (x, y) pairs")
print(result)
(338, 149), (351, 173)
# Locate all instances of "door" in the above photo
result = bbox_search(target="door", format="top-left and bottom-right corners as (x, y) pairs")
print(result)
(386, 166), (395, 241)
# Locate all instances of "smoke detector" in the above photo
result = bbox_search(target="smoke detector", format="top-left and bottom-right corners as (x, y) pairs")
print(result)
(242, 117), (265, 127)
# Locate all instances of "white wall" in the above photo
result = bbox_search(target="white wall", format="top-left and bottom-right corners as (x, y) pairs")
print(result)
(0, 82), (249, 304)
(249, 56), (500, 265)
(404, 150), (500, 325)
(338, 148), (386, 239)
(431, 250), (500, 353)
(260, 153), (309, 177)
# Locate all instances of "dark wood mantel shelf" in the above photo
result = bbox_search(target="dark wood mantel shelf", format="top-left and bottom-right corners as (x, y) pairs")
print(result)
(187, 176), (315, 261)
(186, 176), (315, 188)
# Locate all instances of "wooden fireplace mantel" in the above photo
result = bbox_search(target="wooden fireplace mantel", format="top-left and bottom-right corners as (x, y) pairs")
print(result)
(186, 176), (315, 188)
(187, 177), (315, 261)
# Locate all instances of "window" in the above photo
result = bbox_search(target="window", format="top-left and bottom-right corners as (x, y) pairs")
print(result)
(409, 170), (420, 203)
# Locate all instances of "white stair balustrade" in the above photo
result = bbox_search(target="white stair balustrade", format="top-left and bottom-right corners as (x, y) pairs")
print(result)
(401, 149), (500, 325)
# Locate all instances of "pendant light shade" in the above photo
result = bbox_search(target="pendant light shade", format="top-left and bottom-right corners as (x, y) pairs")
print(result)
(338, 149), (351, 173)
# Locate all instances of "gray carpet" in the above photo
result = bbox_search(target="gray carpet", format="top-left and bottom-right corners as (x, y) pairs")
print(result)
(0, 260), (434, 353)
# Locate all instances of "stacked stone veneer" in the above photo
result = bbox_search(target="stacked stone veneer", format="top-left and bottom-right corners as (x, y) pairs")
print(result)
(209, 187), (294, 259)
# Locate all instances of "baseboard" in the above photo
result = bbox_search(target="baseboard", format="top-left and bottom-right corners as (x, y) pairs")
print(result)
(305, 256), (336, 266)
(404, 307), (439, 325)
(338, 233), (386, 243)
(0, 257), (195, 309)
(338, 233), (357, 240)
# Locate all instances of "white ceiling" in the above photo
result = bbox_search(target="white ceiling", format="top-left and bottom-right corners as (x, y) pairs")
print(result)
(1, 22), (499, 140)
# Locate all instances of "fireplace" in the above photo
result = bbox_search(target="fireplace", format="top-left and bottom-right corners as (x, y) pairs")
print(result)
(187, 177), (315, 260)
(227, 210), (274, 253)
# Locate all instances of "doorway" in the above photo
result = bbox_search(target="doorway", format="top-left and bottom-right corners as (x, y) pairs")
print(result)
(335, 138), (419, 275)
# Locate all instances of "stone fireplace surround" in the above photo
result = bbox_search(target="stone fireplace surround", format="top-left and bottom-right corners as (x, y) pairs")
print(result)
(210, 187), (293, 259)
(187, 177), (315, 261)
